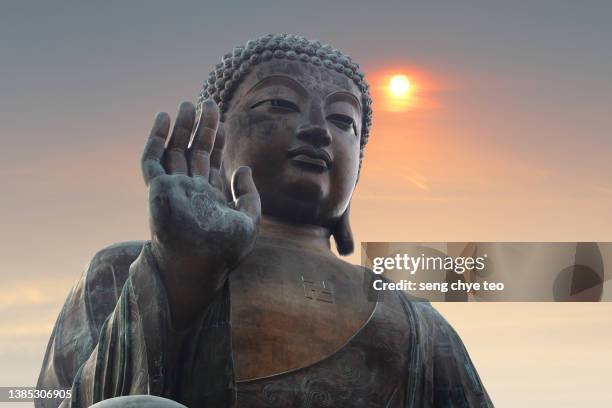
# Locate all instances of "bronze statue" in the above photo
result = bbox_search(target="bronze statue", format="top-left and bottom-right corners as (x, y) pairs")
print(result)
(37, 34), (493, 407)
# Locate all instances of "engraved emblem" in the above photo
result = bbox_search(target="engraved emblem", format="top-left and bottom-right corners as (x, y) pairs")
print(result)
(302, 276), (334, 303)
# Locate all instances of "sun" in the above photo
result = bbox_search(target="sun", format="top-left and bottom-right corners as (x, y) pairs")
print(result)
(389, 74), (411, 97)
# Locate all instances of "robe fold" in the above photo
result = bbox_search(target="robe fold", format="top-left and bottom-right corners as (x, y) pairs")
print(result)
(37, 241), (493, 407)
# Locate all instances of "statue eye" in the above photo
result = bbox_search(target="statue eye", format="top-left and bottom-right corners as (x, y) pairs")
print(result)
(251, 99), (300, 113)
(328, 114), (356, 134)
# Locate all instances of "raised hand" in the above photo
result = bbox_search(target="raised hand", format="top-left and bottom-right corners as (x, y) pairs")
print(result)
(141, 100), (261, 327)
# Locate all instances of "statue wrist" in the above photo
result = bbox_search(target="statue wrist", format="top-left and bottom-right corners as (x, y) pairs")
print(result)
(144, 240), (230, 329)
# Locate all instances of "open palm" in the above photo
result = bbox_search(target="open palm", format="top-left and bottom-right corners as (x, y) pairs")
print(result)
(140, 100), (261, 325)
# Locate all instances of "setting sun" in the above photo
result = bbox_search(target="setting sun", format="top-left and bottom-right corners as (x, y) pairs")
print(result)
(389, 74), (411, 97)
(375, 71), (423, 112)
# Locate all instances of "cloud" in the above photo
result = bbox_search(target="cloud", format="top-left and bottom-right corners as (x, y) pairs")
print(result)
(0, 288), (50, 308)
(0, 280), (71, 309)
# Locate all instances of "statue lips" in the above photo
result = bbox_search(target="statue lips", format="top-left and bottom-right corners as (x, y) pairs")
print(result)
(287, 146), (333, 172)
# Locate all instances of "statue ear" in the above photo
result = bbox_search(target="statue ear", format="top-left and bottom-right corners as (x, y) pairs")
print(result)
(332, 205), (354, 256)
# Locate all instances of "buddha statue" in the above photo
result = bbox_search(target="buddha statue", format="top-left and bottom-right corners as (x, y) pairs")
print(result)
(36, 34), (493, 407)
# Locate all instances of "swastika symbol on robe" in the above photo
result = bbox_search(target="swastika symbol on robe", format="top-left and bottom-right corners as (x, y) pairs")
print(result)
(301, 277), (334, 303)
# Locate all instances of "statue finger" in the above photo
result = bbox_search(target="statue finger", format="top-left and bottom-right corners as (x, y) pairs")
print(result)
(189, 99), (219, 179)
(209, 122), (226, 190)
(164, 101), (195, 175)
(210, 121), (226, 173)
(231, 166), (261, 222)
(141, 112), (170, 186)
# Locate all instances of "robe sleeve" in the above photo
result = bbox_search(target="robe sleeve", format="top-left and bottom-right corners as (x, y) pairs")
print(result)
(406, 300), (494, 408)
(37, 242), (235, 408)
(36, 242), (143, 408)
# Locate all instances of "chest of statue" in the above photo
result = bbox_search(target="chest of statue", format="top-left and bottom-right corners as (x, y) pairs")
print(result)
(230, 239), (410, 398)
(228, 243), (414, 406)
(229, 240), (378, 380)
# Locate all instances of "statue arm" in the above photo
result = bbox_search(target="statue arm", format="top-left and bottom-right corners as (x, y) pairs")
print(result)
(411, 302), (494, 408)
(36, 242), (142, 407)
(37, 242), (235, 408)
(59, 243), (167, 407)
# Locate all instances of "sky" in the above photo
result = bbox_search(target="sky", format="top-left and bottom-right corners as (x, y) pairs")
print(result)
(1, 1), (612, 406)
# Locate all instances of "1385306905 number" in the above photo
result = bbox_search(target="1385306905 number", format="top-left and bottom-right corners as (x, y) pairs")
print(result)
(5, 387), (72, 400)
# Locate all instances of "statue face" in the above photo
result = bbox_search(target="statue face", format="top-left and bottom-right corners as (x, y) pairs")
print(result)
(222, 60), (362, 226)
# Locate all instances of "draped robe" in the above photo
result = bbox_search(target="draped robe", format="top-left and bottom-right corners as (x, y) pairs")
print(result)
(36, 241), (493, 407)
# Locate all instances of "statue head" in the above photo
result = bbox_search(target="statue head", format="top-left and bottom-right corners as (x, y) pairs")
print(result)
(197, 34), (372, 254)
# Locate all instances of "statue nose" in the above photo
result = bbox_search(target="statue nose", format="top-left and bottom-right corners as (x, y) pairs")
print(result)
(296, 125), (332, 148)
(296, 103), (332, 147)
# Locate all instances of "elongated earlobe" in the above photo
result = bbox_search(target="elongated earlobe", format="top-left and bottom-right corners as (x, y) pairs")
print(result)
(332, 206), (354, 256)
